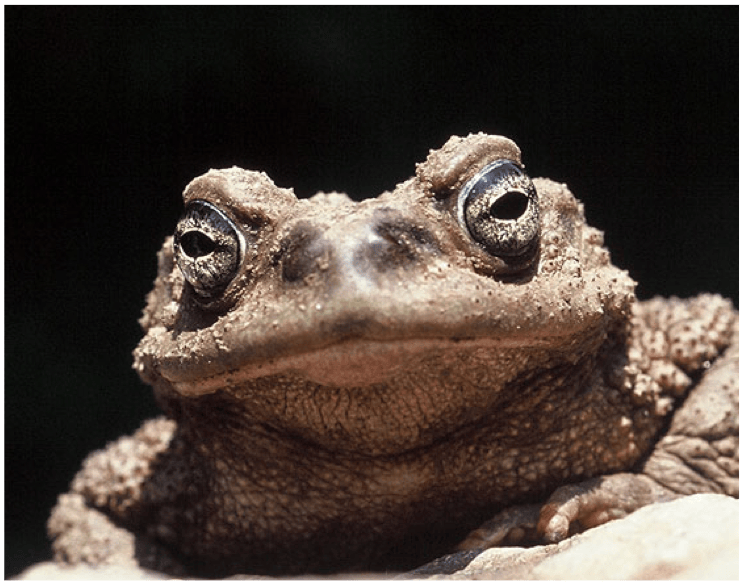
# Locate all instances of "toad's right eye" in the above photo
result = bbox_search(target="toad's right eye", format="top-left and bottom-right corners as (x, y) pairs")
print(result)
(174, 201), (243, 301)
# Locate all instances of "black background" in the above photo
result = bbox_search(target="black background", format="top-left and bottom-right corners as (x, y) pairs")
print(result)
(5, 7), (738, 577)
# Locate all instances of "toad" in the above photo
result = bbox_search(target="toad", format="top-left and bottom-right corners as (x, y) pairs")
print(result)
(48, 134), (738, 577)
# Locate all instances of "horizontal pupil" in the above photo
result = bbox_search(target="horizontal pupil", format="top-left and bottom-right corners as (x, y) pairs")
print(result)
(180, 231), (217, 258)
(488, 191), (528, 220)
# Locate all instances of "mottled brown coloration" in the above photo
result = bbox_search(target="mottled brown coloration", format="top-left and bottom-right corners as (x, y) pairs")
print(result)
(48, 134), (738, 577)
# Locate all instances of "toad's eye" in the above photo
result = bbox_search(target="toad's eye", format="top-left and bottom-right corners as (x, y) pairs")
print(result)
(174, 201), (243, 300)
(458, 160), (539, 265)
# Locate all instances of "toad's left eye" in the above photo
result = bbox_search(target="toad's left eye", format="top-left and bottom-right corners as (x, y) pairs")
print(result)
(458, 160), (539, 265)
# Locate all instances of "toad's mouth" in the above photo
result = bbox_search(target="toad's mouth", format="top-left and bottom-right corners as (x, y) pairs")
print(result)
(168, 335), (532, 397)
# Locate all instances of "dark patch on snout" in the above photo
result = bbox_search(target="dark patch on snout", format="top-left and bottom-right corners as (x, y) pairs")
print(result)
(355, 209), (440, 273)
(275, 223), (331, 283)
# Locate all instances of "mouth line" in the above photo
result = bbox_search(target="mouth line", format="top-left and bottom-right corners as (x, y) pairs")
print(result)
(167, 334), (556, 397)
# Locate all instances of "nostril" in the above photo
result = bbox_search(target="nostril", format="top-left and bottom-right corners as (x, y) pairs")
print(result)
(356, 212), (439, 272)
(278, 224), (329, 283)
(371, 223), (421, 268)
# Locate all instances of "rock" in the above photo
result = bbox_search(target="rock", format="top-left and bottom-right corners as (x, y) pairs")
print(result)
(16, 562), (167, 580)
(443, 494), (738, 579)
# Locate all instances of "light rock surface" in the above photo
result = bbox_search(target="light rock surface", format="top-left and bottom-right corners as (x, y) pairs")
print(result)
(16, 562), (167, 580)
(444, 494), (738, 580)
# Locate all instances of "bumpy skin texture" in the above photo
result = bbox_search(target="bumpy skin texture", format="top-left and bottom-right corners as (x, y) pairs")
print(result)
(48, 134), (739, 577)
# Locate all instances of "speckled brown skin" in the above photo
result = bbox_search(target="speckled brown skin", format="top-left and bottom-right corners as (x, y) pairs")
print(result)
(48, 134), (738, 577)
